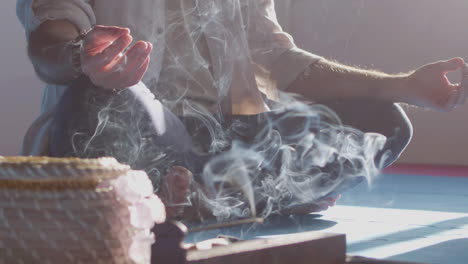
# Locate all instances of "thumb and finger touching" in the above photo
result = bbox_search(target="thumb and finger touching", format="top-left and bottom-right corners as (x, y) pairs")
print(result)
(436, 57), (465, 73)
(418, 57), (463, 71)
(432, 58), (466, 110)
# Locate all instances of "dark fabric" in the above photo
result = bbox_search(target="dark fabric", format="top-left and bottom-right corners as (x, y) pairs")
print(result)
(50, 77), (412, 196)
(181, 99), (412, 169)
(50, 76), (199, 188)
(180, 100), (412, 200)
(315, 98), (413, 168)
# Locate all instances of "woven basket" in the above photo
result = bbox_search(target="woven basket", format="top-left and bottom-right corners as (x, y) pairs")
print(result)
(0, 156), (155, 264)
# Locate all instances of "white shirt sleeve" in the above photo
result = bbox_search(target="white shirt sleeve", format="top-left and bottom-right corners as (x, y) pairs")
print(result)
(249, 0), (322, 91)
(16, 0), (96, 37)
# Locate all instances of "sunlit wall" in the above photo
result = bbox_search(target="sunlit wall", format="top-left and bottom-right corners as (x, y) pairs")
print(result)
(2, 0), (468, 165)
(285, 0), (468, 165)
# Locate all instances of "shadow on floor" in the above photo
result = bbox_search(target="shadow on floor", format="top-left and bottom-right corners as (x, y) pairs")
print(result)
(185, 214), (337, 242)
(387, 238), (468, 264)
(348, 216), (468, 254)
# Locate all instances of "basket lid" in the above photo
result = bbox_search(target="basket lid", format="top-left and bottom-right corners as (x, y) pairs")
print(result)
(0, 156), (130, 181)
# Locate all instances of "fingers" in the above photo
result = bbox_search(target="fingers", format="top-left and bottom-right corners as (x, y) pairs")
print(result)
(120, 56), (151, 88)
(429, 81), (464, 112)
(103, 41), (152, 88)
(111, 41), (150, 71)
(117, 42), (153, 86)
(445, 84), (463, 110)
(453, 83), (465, 108)
(83, 25), (130, 55)
(437, 58), (467, 109)
(91, 25), (130, 37)
(401, 58), (467, 111)
(84, 34), (133, 70)
(81, 24), (153, 90)
(436, 57), (465, 73)
(463, 63), (468, 76)
(159, 166), (194, 219)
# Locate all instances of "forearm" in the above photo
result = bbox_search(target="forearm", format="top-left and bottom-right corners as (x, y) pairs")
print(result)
(286, 59), (410, 102)
(28, 20), (81, 85)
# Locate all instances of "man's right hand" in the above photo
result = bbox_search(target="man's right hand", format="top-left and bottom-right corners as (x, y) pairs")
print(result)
(81, 25), (153, 90)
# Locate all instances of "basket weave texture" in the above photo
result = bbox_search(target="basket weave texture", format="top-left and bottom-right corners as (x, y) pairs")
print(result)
(0, 157), (151, 264)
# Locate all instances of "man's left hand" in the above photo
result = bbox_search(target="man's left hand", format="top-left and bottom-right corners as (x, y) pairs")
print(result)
(402, 57), (465, 111)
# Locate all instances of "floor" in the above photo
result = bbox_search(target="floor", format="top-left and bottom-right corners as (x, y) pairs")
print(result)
(187, 172), (468, 264)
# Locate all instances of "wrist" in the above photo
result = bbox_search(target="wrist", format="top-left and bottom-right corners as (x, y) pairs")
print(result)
(68, 33), (86, 79)
(381, 73), (412, 103)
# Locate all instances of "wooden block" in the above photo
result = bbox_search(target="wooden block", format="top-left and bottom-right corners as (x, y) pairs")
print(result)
(187, 232), (346, 264)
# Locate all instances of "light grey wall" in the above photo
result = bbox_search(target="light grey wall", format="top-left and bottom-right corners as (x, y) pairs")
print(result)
(0, 1), (42, 155)
(286, 0), (468, 165)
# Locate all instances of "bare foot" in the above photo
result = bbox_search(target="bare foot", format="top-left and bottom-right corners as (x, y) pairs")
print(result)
(158, 166), (214, 220)
(158, 166), (341, 219)
(158, 166), (194, 219)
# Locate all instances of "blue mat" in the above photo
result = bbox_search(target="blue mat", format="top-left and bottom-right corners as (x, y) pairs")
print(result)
(186, 173), (468, 264)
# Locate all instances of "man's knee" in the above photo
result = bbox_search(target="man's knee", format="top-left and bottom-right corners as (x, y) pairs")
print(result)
(49, 78), (189, 157)
(381, 103), (413, 167)
(318, 99), (413, 167)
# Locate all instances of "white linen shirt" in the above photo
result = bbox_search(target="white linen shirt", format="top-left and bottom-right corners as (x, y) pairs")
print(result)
(16, 0), (321, 156)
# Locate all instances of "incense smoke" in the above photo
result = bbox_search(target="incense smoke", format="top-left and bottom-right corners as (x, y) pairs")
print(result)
(54, 0), (391, 221)
(60, 83), (389, 221)
(195, 97), (388, 220)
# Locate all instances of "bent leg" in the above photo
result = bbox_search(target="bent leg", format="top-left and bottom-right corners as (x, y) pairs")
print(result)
(222, 99), (412, 215)
(319, 98), (413, 168)
(49, 77), (195, 186)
